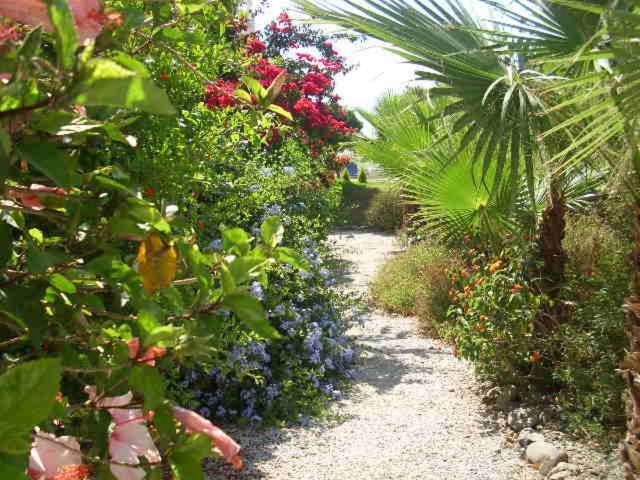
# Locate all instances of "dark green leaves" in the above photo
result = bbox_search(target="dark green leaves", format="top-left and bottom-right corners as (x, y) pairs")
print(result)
(18, 141), (78, 188)
(129, 365), (166, 410)
(75, 57), (176, 115)
(222, 291), (279, 338)
(170, 434), (212, 480)
(0, 358), (62, 453)
(0, 222), (12, 267)
(46, 0), (78, 70)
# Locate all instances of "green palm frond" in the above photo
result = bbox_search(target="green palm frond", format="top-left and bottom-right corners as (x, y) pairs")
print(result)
(294, 0), (549, 191)
(537, 1), (640, 178)
(405, 147), (524, 242)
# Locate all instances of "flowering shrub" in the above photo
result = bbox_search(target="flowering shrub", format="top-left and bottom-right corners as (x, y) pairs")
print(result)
(0, 2), (356, 480)
(177, 242), (360, 424)
(444, 244), (545, 388)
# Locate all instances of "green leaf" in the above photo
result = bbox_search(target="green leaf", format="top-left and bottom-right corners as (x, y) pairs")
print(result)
(227, 256), (269, 285)
(75, 58), (176, 115)
(220, 265), (236, 294)
(0, 222), (12, 267)
(26, 247), (68, 273)
(267, 104), (293, 120)
(129, 365), (166, 410)
(274, 246), (308, 270)
(0, 358), (62, 454)
(17, 26), (42, 62)
(240, 76), (267, 101)
(145, 325), (184, 347)
(222, 227), (251, 254)
(0, 453), (28, 480)
(170, 434), (212, 480)
(49, 273), (76, 293)
(18, 141), (77, 188)
(46, 0), (79, 71)
(222, 291), (280, 338)
(261, 216), (284, 247)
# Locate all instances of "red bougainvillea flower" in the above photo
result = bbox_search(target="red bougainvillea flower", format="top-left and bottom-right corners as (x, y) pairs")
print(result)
(108, 408), (161, 480)
(301, 72), (332, 95)
(0, 0), (105, 42)
(205, 80), (238, 109)
(172, 406), (244, 469)
(251, 58), (285, 87)
(246, 38), (267, 55)
(29, 431), (89, 480)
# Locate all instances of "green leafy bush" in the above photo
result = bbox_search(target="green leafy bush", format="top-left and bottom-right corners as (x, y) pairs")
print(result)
(342, 168), (352, 182)
(439, 214), (630, 440)
(370, 241), (456, 333)
(358, 168), (367, 183)
(365, 186), (406, 231)
(551, 214), (629, 438)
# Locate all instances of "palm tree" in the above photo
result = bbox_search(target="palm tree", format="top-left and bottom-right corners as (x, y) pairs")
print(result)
(297, 0), (640, 474)
(526, 2), (640, 476)
(295, 0), (601, 314)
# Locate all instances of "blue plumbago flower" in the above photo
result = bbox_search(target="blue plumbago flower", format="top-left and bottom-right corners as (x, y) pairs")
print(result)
(273, 304), (286, 316)
(250, 281), (265, 300)
(300, 271), (313, 280)
(199, 406), (211, 418)
(261, 167), (273, 177)
(251, 226), (261, 237)
(319, 268), (331, 279)
(248, 184), (260, 193)
(266, 204), (282, 216)
(283, 166), (296, 175)
(208, 238), (223, 250)
(216, 406), (227, 418)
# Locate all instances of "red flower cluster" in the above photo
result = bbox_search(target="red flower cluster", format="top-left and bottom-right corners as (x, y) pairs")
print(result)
(252, 58), (285, 87)
(293, 98), (355, 137)
(301, 72), (332, 95)
(205, 79), (238, 109)
(246, 38), (267, 55)
(269, 12), (294, 33)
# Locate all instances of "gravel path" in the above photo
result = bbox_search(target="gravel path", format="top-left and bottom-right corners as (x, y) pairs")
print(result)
(207, 229), (525, 479)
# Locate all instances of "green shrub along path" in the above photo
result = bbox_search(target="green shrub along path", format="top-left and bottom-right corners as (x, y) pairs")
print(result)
(206, 230), (524, 479)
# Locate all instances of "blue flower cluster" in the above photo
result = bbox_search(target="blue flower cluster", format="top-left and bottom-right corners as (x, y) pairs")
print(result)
(179, 241), (359, 424)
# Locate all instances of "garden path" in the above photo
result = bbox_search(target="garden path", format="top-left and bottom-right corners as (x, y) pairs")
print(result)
(207, 230), (523, 480)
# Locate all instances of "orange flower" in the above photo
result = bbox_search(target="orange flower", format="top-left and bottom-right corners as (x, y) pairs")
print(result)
(511, 284), (524, 294)
(143, 187), (156, 197)
(489, 260), (504, 273)
(529, 351), (543, 363)
(160, 72), (170, 81)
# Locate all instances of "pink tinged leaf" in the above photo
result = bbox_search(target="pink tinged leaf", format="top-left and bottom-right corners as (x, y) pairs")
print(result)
(109, 464), (146, 480)
(28, 431), (84, 480)
(172, 406), (243, 469)
(84, 385), (133, 408)
(109, 409), (161, 465)
(0, 0), (104, 41)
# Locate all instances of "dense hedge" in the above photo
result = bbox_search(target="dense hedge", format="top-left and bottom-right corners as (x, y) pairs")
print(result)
(0, 2), (358, 479)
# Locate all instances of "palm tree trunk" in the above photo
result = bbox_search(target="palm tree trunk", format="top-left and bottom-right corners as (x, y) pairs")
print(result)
(535, 180), (568, 330)
(622, 205), (640, 480)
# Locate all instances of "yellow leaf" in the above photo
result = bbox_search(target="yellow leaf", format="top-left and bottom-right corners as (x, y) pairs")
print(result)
(137, 232), (178, 293)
